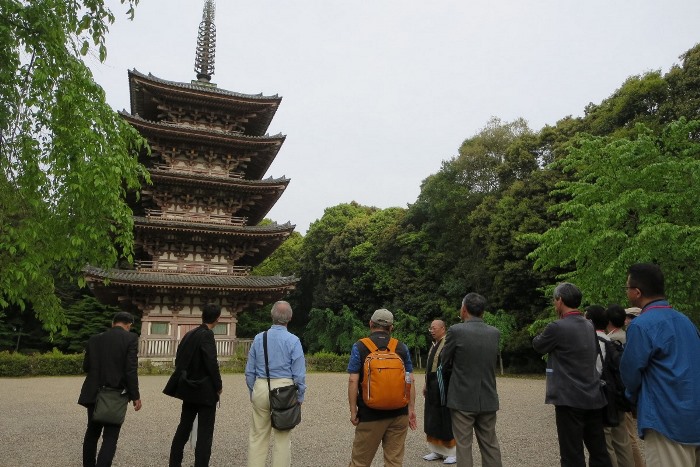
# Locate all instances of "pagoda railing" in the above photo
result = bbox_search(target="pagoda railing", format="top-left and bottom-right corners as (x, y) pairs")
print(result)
(135, 260), (250, 275)
(140, 337), (253, 359)
(153, 163), (244, 179)
(145, 208), (247, 226)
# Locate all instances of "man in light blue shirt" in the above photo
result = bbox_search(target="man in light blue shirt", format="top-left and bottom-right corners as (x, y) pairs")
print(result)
(245, 301), (306, 467)
(620, 263), (700, 467)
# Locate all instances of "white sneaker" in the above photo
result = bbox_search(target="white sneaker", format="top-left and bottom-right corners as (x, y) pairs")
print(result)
(443, 456), (457, 464)
(423, 452), (442, 461)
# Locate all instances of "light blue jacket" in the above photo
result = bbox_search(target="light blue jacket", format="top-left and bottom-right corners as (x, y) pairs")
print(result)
(245, 325), (307, 402)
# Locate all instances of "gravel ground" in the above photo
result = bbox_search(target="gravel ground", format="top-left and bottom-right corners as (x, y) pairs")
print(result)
(0, 374), (564, 466)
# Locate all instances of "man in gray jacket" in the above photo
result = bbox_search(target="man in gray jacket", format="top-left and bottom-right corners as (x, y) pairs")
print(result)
(533, 283), (611, 467)
(441, 293), (502, 467)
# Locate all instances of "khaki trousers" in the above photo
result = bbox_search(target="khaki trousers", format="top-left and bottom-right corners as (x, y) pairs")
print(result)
(605, 410), (634, 467)
(644, 429), (700, 467)
(625, 413), (645, 467)
(451, 410), (502, 467)
(348, 415), (408, 467)
(248, 378), (294, 467)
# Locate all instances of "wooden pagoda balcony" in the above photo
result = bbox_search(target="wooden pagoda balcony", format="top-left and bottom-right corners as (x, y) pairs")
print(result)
(135, 260), (250, 275)
(145, 208), (247, 226)
(140, 337), (253, 359)
(153, 163), (244, 179)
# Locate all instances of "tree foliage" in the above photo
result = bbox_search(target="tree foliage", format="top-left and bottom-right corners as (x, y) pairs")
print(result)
(529, 119), (700, 321)
(0, 0), (148, 332)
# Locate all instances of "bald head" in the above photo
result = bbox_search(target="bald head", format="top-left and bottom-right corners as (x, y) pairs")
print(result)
(429, 319), (446, 341)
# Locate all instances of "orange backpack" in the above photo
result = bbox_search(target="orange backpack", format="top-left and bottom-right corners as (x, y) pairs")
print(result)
(360, 337), (410, 410)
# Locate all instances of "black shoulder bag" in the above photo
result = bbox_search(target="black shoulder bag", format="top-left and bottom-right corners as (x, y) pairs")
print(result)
(264, 331), (302, 430)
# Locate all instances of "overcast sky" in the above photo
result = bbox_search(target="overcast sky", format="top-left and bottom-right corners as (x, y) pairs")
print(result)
(90, 0), (700, 234)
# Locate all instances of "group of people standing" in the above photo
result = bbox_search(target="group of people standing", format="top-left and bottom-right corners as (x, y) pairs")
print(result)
(78, 301), (305, 467)
(350, 293), (504, 467)
(77, 263), (699, 467)
(532, 263), (700, 467)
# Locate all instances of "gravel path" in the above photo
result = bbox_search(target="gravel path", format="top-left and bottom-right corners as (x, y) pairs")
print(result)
(0, 374), (562, 466)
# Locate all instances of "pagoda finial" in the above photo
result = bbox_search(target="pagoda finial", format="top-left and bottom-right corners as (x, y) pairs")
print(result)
(194, 0), (216, 83)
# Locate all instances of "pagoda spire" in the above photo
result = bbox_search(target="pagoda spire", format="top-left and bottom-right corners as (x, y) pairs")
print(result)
(194, 0), (216, 83)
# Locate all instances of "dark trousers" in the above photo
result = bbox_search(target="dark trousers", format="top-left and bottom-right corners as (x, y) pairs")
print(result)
(83, 404), (123, 467)
(169, 401), (217, 467)
(555, 405), (612, 467)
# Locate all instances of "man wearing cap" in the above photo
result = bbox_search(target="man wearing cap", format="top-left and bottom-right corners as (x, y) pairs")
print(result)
(78, 311), (142, 467)
(441, 293), (503, 467)
(620, 263), (700, 467)
(347, 308), (417, 467)
(623, 307), (640, 328)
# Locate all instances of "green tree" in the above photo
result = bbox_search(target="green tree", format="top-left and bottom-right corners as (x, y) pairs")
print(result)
(660, 43), (700, 123)
(302, 306), (365, 354)
(483, 310), (516, 374)
(0, 0), (148, 332)
(529, 119), (700, 323)
(238, 231), (304, 337)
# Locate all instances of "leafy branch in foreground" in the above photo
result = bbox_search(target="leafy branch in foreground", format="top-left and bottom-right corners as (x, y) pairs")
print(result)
(0, 0), (148, 332)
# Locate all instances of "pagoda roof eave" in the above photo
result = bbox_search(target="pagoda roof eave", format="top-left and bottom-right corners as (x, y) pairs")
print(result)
(84, 266), (298, 290)
(147, 169), (290, 190)
(129, 69), (282, 102)
(121, 112), (286, 144)
(133, 217), (295, 236)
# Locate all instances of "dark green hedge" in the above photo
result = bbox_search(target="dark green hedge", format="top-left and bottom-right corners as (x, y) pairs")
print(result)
(306, 352), (349, 372)
(0, 350), (83, 377)
(0, 350), (351, 377)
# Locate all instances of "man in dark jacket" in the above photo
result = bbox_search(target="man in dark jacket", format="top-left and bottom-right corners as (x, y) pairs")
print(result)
(533, 282), (611, 467)
(78, 311), (142, 467)
(167, 303), (223, 467)
(441, 293), (502, 467)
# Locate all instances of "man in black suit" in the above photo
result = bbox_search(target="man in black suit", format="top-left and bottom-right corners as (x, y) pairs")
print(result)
(441, 293), (503, 467)
(166, 303), (223, 467)
(78, 311), (142, 467)
(532, 282), (611, 467)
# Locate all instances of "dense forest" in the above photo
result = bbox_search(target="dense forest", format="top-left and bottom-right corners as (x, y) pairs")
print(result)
(2, 42), (699, 372)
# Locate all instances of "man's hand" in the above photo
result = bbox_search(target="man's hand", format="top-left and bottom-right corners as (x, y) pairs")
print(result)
(422, 386), (427, 397)
(133, 399), (142, 411)
(408, 408), (417, 430)
(350, 407), (359, 426)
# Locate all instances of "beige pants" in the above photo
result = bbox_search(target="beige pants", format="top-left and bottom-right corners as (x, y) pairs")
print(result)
(248, 378), (294, 467)
(644, 429), (700, 467)
(348, 415), (408, 467)
(625, 413), (645, 467)
(605, 410), (634, 467)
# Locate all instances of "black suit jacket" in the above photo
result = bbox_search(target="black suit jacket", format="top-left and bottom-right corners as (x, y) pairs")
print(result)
(78, 326), (140, 406)
(163, 324), (222, 406)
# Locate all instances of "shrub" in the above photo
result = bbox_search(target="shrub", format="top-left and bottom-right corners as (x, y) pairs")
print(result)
(306, 352), (349, 372)
(138, 359), (174, 375)
(0, 349), (83, 377)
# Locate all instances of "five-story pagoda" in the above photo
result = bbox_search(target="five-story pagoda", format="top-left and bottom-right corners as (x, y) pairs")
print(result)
(85, 0), (297, 358)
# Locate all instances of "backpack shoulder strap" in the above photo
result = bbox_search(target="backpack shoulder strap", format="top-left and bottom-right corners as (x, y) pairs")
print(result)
(360, 337), (378, 352)
(387, 338), (399, 353)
